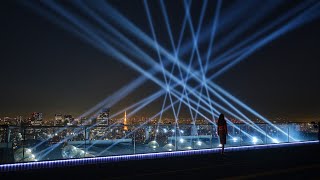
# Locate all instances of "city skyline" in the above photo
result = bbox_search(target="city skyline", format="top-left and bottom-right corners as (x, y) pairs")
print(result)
(1, 0), (320, 122)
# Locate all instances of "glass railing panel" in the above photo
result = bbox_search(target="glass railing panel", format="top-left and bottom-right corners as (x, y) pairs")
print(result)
(9, 126), (24, 163)
(28, 126), (86, 161)
(289, 123), (318, 142)
(0, 126), (6, 143)
(88, 125), (134, 157)
(288, 123), (304, 142)
(175, 124), (192, 151)
(303, 122), (318, 141)
(134, 124), (176, 154)
(266, 123), (289, 144)
(60, 126), (87, 159)
(211, 124), (219, 148)
(132, 124), (150, 154)
(239, 124), (266, 146)
(226, 124), (242, 147)
(22, 126), (50, 162)
(193, 124), (213, 150)
(145, 124), (176, 153)
(0, 126), (13, 164)
(257, 124), (268, 145)
(133, 125), (158, 154)
(0, 123), (318, 164)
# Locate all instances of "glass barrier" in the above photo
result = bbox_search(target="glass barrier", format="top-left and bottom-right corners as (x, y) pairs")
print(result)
(135, 124), (162, 154)
(266, 123), (288, 144)
(239, 123), (266, 146)
(226, 124), (242, 147)
(0, 122), (319, 165)
(194, 125), (213, 150)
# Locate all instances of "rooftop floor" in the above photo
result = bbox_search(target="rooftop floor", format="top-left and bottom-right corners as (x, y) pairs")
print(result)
(1, 141), (319, 179)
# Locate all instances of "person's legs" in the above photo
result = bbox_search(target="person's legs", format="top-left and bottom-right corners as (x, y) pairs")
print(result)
(221, 144), (224, 155)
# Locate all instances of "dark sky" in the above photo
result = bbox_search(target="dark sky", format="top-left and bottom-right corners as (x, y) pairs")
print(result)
(1, 0), (320, 121)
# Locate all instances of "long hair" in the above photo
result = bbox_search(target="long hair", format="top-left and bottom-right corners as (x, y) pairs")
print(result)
(217, 113), (226, 126)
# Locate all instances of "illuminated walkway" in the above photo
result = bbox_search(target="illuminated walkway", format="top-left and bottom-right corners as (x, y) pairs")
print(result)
(1, 141), (319, 179)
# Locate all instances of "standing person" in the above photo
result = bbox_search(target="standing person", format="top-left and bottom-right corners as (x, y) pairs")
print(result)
(217, 113), (228, 155)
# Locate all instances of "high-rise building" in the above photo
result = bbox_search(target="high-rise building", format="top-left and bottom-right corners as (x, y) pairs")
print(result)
(80, 116), (89, 125)
(54, 114), (63, 126)
(30, 112), (43, 126)
(97, 108), (110, 126)
(64, 115), (74, 125)
(31, 112), (43, 121)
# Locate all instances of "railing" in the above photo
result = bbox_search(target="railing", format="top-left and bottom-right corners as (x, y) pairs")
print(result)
(0, 122), (319, 165)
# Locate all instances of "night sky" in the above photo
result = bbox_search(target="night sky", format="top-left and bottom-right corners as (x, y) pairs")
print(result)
(1, 0), (320, 121)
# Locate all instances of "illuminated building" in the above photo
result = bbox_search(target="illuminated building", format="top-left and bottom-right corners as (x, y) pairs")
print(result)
(80, 117), (90, 125)
(30, 112), (43, 126)
(64, 115), (73, 125)
(54, 114), (63, 126)
(97, 108), (110, 126)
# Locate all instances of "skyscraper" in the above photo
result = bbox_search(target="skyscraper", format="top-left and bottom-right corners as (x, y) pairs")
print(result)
(54, 114), (63, 126)
(30, 112), (43, 126)
(97, 108), (110, 126)
(64, 114), (73, 125)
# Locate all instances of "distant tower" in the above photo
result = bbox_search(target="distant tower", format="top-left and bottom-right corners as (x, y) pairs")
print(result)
(124, 111), (128, 131)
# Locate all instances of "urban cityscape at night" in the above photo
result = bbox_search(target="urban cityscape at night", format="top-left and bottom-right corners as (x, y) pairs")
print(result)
(1, 0), (320, 179)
